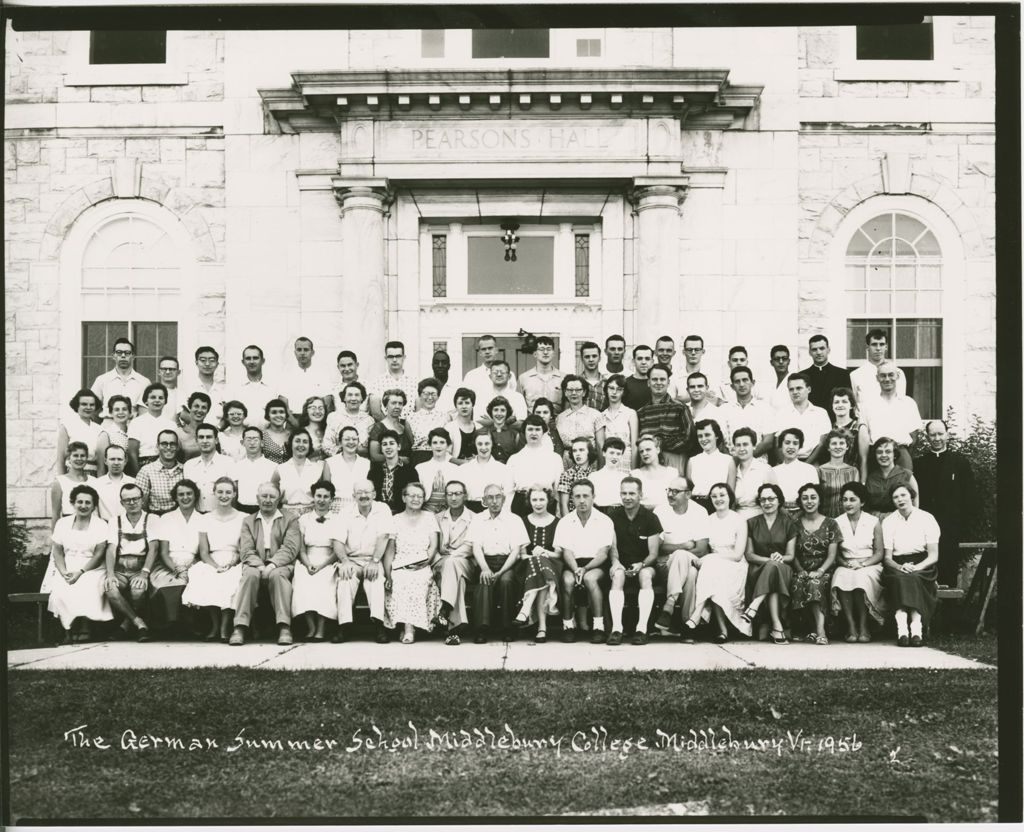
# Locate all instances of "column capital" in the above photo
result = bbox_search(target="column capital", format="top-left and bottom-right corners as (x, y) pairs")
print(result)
(332, 177), (394, 214)
(630, 176), (688, 212)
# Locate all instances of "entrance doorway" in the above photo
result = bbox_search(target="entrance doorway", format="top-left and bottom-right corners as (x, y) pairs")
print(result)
(461, 335), (561, 382)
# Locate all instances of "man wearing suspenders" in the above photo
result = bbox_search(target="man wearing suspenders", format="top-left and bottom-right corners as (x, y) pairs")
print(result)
(104, 482), (161, 641)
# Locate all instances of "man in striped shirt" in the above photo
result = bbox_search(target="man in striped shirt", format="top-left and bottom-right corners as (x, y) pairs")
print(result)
(637, 364), (694, 474)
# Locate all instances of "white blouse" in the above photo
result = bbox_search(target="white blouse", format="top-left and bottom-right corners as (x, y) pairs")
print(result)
(882, 508), (941, 554)
(836, 512), (879, 561)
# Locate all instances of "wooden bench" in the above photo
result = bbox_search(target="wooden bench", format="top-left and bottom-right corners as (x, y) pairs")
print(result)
(956, 542), (998, 635)
(7, 592), (50, 644)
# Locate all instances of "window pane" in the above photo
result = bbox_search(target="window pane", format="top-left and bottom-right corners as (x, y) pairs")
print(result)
(846, 229), (874, 256)
(861, 215), (892, 244)
(467, 236), (554, 294)
(867, 265), (890, 290)
(919, 264), (941, 289)
(846, 318), (892, 358)
(432, 235), (447, 298)
(916, 231), (941, 255)
(82, 321), (129, 387)
(472, 29), (550, 59)
(918, 291), (942, 314)
(870, 239), (893, 259)
(576, 38), (601, 57)
(868, 293), (891, 314)
(894, 292), (917, 314)
(894, 239), (916, 257)
(135, 322), (158, 357)
(421, 30), (445, 58)
(894, 264), (915, 290)
(895, 318), (942, 360)
(846, 291), (867, 314)
(904, 367), (942, 420)
(90, 30), (167, 65)
(855, 21), (934, 61)
(574, 233), (590, 297)
(894, 214), (927, 242)
(845, 265), (865, 289)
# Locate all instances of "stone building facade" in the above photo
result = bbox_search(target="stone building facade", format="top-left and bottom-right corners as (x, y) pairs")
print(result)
(5, 20), (996, 546)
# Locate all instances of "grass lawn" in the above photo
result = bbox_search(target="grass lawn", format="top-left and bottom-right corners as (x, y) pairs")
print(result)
(7, 667), (998, 822)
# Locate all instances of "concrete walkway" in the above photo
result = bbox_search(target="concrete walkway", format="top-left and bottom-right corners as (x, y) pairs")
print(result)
(8, 639), (993, 672)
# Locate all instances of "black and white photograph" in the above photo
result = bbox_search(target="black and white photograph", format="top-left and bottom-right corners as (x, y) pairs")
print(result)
(4, 0), (1019, 823)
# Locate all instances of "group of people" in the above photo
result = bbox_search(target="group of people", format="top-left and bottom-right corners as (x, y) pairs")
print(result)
(43, 328), (975, 648)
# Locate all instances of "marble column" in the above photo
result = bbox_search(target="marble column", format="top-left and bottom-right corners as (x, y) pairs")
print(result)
(632, 176), (688, 340)
(332, 177), (392, 378)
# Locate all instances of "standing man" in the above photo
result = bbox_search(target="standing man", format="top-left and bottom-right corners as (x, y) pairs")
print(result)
(637, 363), (694, 474)
(518, 335), (565, 411)
(654, 335), (688, 401)
(603, 335), (631, 376)
(233, 345), (278, 428)
(182, 423), (235, 511)
(850, 328), (906, 408)
(765, 373), (831, 462)
(652, 476), (709, 642)
(94, 444), (136, 521)
(334, 479), (392, 643)
(799, 334), (852, 421)
(685, 372), (721, 426)
(716, 346), (764, 405)
(92, 337), (151, 417)
(431, 349), (456, 414)
(231, 482), (300, 646)
(861, 361), (923, 471)
(470, 484), (529, 643)
(677, 335), (720, 405)
(578, 341), (608, 410)
(135, 429), (184, 515)
(182, 346), (227, 425)
(279, 336), (330, 418)
(767, 344), (793, 412)
(464, 335), (518, 396)
(606, 477), (664, 645)
(914, 420), (976, 587)
(471, 360), (528, 424)
(553, 479), (615, 642)
(718, 366), (774, 456)
(330, 350), (367, 413)
(433, 480), (478, 644)
(622, 345), (655, 411)
(103, 482), (159, 641)
(151, 357), (183, 420)
(368, 341), (418, 420)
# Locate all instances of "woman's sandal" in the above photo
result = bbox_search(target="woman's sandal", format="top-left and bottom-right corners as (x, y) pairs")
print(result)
(769, 629), (789, 645)
(814, 634), (829, 646)
(444, 632), (461, 646)
(740, 605), (758, 625)
(401, 632), (415, 645)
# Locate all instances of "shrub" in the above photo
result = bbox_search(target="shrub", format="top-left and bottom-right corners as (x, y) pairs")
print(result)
(5, 508), (47, 593)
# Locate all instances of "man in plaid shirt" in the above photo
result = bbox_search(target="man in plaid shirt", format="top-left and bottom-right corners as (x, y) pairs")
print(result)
(135, 429), (184, 515)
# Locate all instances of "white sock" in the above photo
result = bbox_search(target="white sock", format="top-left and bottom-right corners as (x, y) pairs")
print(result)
(909, 613), (923, 638)
(609, 590), (624, 632)
(637, 589), (655, 634)
(563, 619), (576, 629)
(593, 615), (605, 631)
(894, 610), (909, 637)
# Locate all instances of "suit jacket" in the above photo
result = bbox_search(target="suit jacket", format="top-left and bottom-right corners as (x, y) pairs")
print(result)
(239, 510), (301, 568)
(799, 362), (852, 419)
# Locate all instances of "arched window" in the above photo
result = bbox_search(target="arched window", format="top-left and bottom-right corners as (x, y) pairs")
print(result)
(844, 210), (943, 418)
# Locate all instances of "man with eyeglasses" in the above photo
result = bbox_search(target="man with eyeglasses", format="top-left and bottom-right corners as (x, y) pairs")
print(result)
(92, 337), (151, 418)
(368, 341), (418, 420)
(518, 335), (565, 412)
(147, 356), (183, 421)
(676, 335), (721, 406)
(103, 482), (160, 641)
(652, 476), (709, 643)
(333, 479), (393, 643)
(469, 484), (529, 643)
(135, 429), (184, 515)
(767, 344), (794, 412)
(182, 346), (227, 425)
(861, 361), (922, 471)
(432, 480), (478, 645)
(471, 360), (528, 425)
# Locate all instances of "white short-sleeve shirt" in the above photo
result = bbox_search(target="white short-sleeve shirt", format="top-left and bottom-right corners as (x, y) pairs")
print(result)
(655, 502), (710, 547)
(340, 501), (395, 558)
(552, 509), (615, 562)
(882, 508), (941, 554)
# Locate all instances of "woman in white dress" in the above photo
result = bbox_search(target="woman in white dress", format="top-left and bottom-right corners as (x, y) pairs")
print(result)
(731, 427), (771, 520)
(95, 394), (133, 476)
(325, 426), (370, 515)
(831, 481), (886, 642)
(686, 418), (737, 512)
(684, 482), (752, 642)
(57, 388), (102, 476)
(217, 400), (249, 462)
(149, 478), (204, 634)
(768, 427), (820, 515)
(291, 479), (341, 640)
(45, 484), (112, 641)
(272, 429), (329, 516)
(630, 434), (675, 512)
(385, 482), (441, 644)
(182, 476), (246, 641)
(50, 441), (100, 533)
(595, 374), (638, 471)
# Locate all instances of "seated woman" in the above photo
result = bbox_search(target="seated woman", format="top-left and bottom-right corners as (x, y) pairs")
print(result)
(272, 429), (328, 516)
(686, 419), (737, 513)
(864, 436), (919, 519)
(684, 482), (751, 642)
(368, 429), (419, 514)
(325, 425), (370, 515)
(384, 482), (441, 644)
(882, 483), (940, 647)
(127, 383), (178, 471)
(291, 480), (341, 641)
(51, 441), (100, 532)
(217, 400), (249, 462)
(407, 378), (448, 465)
(261, 399), (293, 465)
(57, 388), (102, 476)
(731, 427), (771, 520)
(515, 485), (561, 641)
(44, 484), (112, 643)
(831, 481), (886, 643)
(96, 394), (133, 476)
(743, 483), (797, 645)
(445, 388), (479, 464)
(369, 389), (415, 464)
(299, 396), (329, 462)
(182, 476), (246, 641)
(557, 437), (598, 516)
(529, 398), (565, 457)
(177, 392), (212, 462)
(791, 482), (840, 645)
(768, 428), (819, 515)
(816, 429), (860, 518)
(323, 382), (374, 458)
(484, 396), (524, 463)
(149, 478), (204, 635)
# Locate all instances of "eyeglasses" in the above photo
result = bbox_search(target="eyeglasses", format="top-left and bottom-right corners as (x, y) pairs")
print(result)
(159, 366), (178, 373)
(158, 441), (178, 448)
(565, 387), (584, 394)
(113, 350), (133, 357)
(666, 488), (692, 495)
(759, 495), (778, 502)
(121, 496), (142, 503)
(683, 347), (704, 353)
(197, 357), (218, 364)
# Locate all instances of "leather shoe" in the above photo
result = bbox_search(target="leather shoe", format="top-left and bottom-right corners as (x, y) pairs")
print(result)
(897, 635), (909, 647)
(375, 625), (390, 644)
(228, 627), (245, 646)
(331, 628), (347, 644)
(473, 631), (488, 644)
(561, 628), (577, 643)
(590, 629), (607, 645)
(910, 635), (923, 647)
(277, 625), (293, 645)
(631, 631), (649, 646)
(606, 630), (623, 646)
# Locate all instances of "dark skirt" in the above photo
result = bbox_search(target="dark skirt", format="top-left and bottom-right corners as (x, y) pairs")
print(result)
(519, 555), (559, 594)
(746, 559), (792, 602)
(883, 555), (938, 624)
